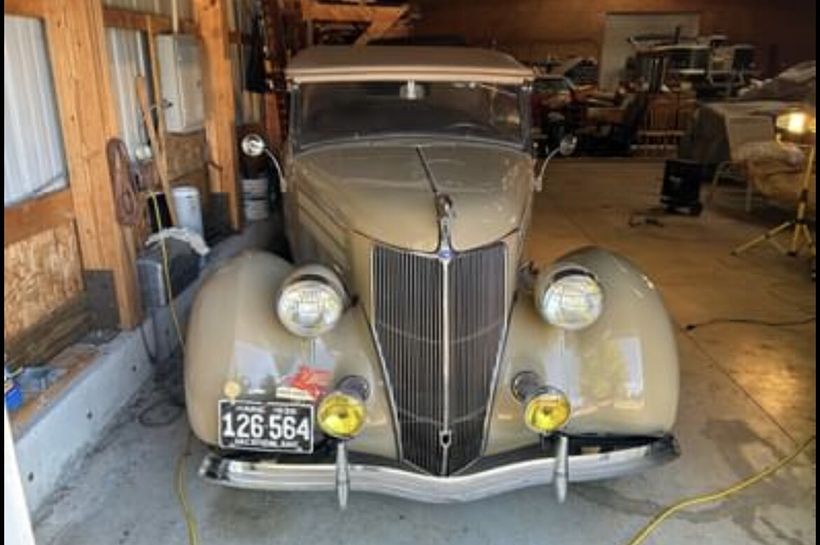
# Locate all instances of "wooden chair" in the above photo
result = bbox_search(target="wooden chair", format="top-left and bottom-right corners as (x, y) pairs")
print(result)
(632, 93), (694, 157)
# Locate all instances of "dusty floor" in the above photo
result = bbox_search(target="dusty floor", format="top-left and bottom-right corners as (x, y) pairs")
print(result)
(34, 160), (816, 545)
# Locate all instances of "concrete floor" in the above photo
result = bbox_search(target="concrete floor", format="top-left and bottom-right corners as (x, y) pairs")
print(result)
(34, 160), (816, 545)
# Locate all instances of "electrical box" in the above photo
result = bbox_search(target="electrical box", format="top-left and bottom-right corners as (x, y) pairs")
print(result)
(156, 34), (205, 133)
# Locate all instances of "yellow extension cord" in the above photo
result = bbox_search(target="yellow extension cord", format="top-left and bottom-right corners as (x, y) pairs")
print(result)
(148, 191), (198, 545)
(175, 430), (200, 545)
(149, 191), (186, 352)
(624, 435), (816, 545)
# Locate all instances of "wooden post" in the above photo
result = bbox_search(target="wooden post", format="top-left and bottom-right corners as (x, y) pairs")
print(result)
(45, 0), (142, 329)
(194, 0), (241, 230)
(262, 0), (289, 149)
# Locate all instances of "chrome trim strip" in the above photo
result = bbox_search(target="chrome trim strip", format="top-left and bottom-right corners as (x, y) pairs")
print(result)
(200, 436), (680, 503)
(440, 253), (451, 475)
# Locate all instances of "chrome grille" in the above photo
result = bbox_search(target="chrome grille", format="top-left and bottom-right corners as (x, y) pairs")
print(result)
(373, 243), (506, 475)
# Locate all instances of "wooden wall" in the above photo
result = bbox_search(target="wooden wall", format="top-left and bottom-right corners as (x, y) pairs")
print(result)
(4, 0), (241, 367)
(412, 0), (816, 77)
(4, 0), (138, 366)
(4, 223), (84, 341)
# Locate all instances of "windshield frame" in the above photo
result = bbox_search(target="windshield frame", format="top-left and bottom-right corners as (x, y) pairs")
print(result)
(288, 81), (533, 153)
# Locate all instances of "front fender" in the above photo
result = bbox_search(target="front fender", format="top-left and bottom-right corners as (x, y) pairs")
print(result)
(184, 250), (397, 459)
(484, 246), (679, 456)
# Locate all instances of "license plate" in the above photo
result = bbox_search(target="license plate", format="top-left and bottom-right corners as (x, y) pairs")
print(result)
(218, 400), (314, 454)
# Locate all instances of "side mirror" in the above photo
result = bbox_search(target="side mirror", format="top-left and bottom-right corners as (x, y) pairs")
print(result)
(534, 133), (577, 192)
(241, 133), (267, 157)
(239, 133), (287, 192)
(558, 134), (578, 156)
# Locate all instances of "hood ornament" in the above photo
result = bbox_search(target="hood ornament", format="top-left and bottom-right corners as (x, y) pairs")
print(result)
(435, 194), (455, 259)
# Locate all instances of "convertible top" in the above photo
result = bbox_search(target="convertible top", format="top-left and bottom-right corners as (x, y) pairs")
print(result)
(286, 46), (534, 84)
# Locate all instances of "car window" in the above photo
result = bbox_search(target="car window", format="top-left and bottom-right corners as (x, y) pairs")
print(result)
(296, 81), (524, 147)
(533, 78), (570, 94)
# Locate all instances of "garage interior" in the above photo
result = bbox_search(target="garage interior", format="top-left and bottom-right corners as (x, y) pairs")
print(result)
(3, 2), (815, 545)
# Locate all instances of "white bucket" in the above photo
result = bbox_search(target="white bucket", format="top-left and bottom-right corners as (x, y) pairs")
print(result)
(171, 185), (204, 236)
(241, 176), (270, 222)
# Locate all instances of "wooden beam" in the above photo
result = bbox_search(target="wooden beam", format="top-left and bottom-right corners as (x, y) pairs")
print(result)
(262, 0), (288, 148)
(4, 294), (92, 371)
(354, 6), (409, 45)
(4, 189), (75, 248)
(301, 0), (405, 23)
(102, 7), (197, 34)
(4, 0), (47, 18)
(194, 0), (241, 230)
(45, 0), (142, 329)
(145, 16), (170, 177)
(136, 75), (178, 225)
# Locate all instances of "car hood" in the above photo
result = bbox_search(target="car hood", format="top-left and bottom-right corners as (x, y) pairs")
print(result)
(291, 142), (533, 252)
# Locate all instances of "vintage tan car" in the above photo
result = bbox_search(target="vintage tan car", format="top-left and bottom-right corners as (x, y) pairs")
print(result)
(185, 46), (679, 506)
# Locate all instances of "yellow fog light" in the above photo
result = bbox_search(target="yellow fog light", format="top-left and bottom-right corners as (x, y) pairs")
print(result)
(317, 391), (365, 439)
(524, 388), (571, 434)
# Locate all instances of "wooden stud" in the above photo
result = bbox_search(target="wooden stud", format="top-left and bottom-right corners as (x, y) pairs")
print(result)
(44, 0), (142, 329)
(4, 0), (47, 18)
(194, 0), (241, 230)
(136, 75), (179, 225)
(145, 16), (169, 159)
(102, 6), (197, 34)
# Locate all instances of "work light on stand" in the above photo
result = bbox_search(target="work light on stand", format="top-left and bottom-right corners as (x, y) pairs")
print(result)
(732, 109), (816, 270)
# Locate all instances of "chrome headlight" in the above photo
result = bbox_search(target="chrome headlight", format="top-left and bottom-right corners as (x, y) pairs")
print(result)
(277, 265), (346, 337)
(534, 267), (603, 330)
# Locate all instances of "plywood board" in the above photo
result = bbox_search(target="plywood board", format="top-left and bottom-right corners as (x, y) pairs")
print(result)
(3, 222), (84, 340)
(166, 130), (207, 181)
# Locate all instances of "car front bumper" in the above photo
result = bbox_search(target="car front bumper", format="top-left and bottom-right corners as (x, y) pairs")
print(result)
(199, 434), (679, 504)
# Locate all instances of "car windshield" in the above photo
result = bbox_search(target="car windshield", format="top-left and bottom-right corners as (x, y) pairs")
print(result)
(296, 81), (525, 147)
